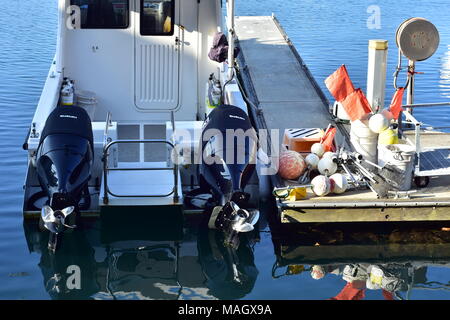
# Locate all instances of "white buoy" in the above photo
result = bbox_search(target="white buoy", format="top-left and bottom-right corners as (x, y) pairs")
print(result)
(322, 151), (337, 160)
(311, 143), (325, 158)
(318, 157), (338, 176)
(330, 173), (348, 194)
(311, 175), (331, 197)
(369, 113), (389, 134)
(305, 153), (320, 169)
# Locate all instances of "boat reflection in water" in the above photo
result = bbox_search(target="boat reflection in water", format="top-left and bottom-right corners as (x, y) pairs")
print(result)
(272, 223), (450, 300)
(24, 214), (450, 300)
(23, 214), (259, 300)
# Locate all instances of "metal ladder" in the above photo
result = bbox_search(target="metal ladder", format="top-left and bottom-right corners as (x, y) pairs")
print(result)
(101, 112), (179, 205)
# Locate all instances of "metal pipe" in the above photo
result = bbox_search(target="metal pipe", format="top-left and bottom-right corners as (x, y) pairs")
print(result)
(406, 60), (416, 114)
(103, 147), (109, 204)
(107, 167), (174, 172)
(173, 152), (179, 203)
(170, 111), (179, 203)
(402, 110), (421, 127)
(424, 126), (450, 130)
(281, 201), (450, 209)
(106, 189), (175, 199)
(105, 139), (175, 149)
(341, 162), (359, 186)
(226, 0), (235, 80)
(403, 102), (450, 108)
(56, 0), (67, 73)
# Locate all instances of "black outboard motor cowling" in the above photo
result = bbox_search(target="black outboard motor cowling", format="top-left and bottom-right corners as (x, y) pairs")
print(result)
(36, 106), (94, 211)
(199, 105), (260, 246)
(199, 105), (257, 206)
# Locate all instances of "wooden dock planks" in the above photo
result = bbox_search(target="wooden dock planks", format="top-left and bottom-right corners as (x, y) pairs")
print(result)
(235, 16), (333, 145)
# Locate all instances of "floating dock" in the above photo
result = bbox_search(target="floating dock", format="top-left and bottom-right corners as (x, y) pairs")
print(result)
(235, 16), (341, 144)
(235, 16), (450, 224)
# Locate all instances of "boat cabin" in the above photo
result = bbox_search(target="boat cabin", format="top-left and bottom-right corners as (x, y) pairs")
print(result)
(58, 0), (223, 122)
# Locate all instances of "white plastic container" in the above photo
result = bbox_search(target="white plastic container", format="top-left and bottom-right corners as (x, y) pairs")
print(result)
(350, 119), (378, 164)
(378, 143), (416, 191)
(76, 90), (97, 120)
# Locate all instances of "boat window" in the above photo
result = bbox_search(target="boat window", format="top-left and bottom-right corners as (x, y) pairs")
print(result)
(69, 0), (129, 29)
(141, 0), (175, 36)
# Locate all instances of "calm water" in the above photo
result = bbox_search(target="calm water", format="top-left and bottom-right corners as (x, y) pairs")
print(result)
(1, 0), (450, 300)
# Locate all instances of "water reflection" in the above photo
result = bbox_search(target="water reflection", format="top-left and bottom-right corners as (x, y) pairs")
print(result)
(23, 217), (259, 300)
(23, 215), (450, 300)
(271, 224), (450, 300)
(439, 45), (450, 99)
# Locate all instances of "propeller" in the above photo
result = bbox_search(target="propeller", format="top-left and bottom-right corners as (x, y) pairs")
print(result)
(231, 208), (259, 233)
(41, 205), (76, 234)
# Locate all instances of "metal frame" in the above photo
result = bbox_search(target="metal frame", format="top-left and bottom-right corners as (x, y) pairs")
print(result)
(102, 139), (179, 204)
(401, 105), (450, 177)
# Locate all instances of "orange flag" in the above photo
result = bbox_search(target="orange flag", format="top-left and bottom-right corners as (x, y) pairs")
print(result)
(389, 88), (405, 120)
(325, 65), (355, 102)
(321, 127), (337, 152)
(340, 88), (372, 121)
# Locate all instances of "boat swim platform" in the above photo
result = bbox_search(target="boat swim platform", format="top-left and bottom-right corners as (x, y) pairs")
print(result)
(234, 16), (450, 224)
(99, 162), (183, 207)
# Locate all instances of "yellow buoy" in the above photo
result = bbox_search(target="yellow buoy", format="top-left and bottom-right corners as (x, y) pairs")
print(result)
(286, 187), (308, 201)
(378, 128), (399, 145)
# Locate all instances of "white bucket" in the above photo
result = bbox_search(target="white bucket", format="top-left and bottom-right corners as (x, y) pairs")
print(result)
(378, 144), (416, 191)
(76, 90), (97, 120)
(350, 120), (378, 164)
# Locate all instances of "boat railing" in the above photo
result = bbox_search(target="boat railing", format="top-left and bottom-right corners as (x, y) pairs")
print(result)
(400, 102), (450, 134)
(102, 139), (179, 205)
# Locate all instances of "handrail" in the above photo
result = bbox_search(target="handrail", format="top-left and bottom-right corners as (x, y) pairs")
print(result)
(403, 102), (450, 109)
(402, 110), (421, 171)
(103, 112), (112, 148)
(102, 139), (179, 205)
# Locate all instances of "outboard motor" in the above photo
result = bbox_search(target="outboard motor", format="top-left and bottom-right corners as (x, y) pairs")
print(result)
(199, 105), (259, 246)
(35, 106), (94, 252)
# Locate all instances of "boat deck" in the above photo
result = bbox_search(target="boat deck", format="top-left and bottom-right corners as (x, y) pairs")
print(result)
(235, 16), (450, 224)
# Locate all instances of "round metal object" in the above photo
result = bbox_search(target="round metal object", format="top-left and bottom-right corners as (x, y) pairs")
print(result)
(396, 17), (440, 61)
